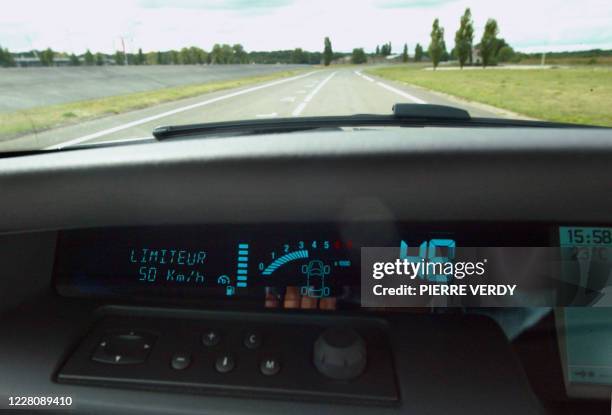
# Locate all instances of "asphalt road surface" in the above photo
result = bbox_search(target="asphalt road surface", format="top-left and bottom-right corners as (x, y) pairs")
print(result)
(2, 68), (512, 152)
(0, 64), (308, 112)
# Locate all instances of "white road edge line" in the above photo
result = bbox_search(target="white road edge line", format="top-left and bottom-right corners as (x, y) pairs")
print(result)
(375, 81), (426, 104)
(291, 71), (337, 116)
(354, 69), (379, 83)
(45, 71), (318, 150)
(362, 74), (374, 82)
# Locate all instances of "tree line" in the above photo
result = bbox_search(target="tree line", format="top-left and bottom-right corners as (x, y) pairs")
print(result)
(4, 24), (612, 70)
(345, 8), (517, 68)
(0, 43), (345, 67)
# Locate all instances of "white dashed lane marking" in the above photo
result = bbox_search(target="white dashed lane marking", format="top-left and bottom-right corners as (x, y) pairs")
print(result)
(291, 72), (337, 116)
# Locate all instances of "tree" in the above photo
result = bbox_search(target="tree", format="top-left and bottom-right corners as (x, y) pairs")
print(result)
(497, 45), (516, 62)
(291, 48), (306, 64)
(494, 38), (511, 57)
(375, 45), (380, 55)
(211, 44), (233, 64)
(380, 42), (392, 56)
(69, 53), (80, 66)
(39, 48), (55, 66)
(440, 39), (449, 61)
(8, 48), (16, 66)
(323, 37), (333, 66)
(146, 51), (158, 65)
(402, 43), (408, 62)
(84, 49), (94, 65)
(414, 43), (424, 62)
(137, 48), (145, 65)
(221, 44), (233, 63)
(179, 47), (191, 64)
(232, 44), (247, 63)
(480, 18), (499, 67)
(211, 44), (221, 63)
(95, 52), (104, 65)
(170, 50), (180, 65)
(428, 18), (445, 69)
(178, 47), (206, 64)
(454, 8), (474, 68)
(196, 47), (208, 64)
(351, 48), (367, 64)
(0, 45), (16, 67)
(114, 51), (125, 65)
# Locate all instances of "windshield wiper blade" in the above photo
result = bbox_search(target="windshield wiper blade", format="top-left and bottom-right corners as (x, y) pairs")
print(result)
(152, 104), (471, 140)
(151, 103), (596, 140)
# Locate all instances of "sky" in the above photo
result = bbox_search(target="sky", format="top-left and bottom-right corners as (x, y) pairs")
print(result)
(1, 0), (612, 54)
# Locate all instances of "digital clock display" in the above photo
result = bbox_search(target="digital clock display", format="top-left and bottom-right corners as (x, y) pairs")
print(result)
(559, 226), (612, 307)
(560, 227), (612, 246)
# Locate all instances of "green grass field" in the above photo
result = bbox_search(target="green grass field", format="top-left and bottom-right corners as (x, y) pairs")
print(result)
(0, 69), (309, 140)
(518, 55), (612, 66)
(367, 66), (612, 126)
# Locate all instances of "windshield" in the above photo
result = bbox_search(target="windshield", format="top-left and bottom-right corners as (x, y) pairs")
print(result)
(1, 0), (611, 152)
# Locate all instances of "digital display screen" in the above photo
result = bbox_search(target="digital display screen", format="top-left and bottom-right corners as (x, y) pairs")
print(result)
(54, 225), (366, 306)
(558, 226), (612, 392)
(559, 226), (612, 306)
(564, 308), (612, 387)
(54, 222), (553, 308)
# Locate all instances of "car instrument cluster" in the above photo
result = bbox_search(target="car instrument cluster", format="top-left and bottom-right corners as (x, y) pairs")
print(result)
(53, 222), (612, 401)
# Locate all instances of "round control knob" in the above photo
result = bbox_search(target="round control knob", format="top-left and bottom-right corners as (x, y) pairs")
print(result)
(313, 327), (367, 380)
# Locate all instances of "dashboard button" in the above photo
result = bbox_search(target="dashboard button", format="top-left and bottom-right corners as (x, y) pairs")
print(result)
(171, 353), (191, 370)
(243, 331), (262, 350)
(260, 357), (281, 376)
(202, 330), (221, 347)
(91, 330), (155, 365)
(215, 353), (235, 373)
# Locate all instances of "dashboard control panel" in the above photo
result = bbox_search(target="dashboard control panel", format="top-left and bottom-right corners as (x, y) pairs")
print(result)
(57, 314), (397, 404)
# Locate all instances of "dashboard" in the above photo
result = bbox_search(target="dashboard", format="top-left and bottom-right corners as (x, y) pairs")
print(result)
(1, 127), (612, 414)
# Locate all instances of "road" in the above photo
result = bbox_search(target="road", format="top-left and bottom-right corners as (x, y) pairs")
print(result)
(0, 64), (308, 112)
(2, 68), (511, 152)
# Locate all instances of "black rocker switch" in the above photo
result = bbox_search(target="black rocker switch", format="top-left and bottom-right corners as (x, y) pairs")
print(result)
(92, 330), (156, 365)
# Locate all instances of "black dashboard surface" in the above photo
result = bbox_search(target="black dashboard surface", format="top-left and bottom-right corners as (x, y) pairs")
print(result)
(1, 127), (611, 414)
(1, 127), (611, 233)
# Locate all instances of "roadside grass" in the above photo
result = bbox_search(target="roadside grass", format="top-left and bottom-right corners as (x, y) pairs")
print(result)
(366, 66), (612, 126)
(0, 69), (310, 140)
(517, 55), (612, 66)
